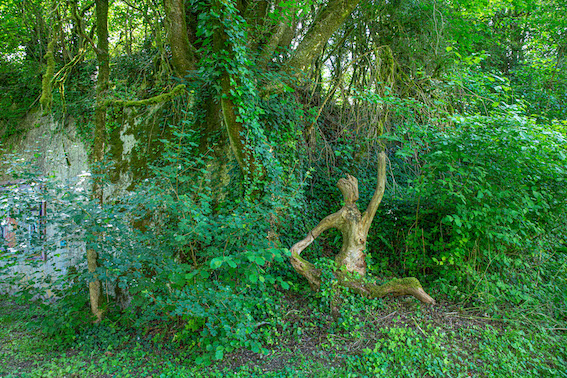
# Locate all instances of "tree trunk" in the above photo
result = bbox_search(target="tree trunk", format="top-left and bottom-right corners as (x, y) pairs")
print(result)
(290, 152), (435, 305)
(163, 0), (196, 77)
(88, 0), (110, 323)
(158, 0), (367, 179)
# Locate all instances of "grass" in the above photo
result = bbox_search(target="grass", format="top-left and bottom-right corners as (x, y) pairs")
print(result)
(1, 290), (566, 378)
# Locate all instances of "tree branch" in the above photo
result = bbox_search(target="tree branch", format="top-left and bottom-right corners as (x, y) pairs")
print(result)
(257, 4), (296, 68)
(70, 0), (99, 54)
(287, 0), (362, 74)
(105, 84), (186, 107)
(340, 276), (436, 304)
(290, 211), (343, 256)
(289, 152), (435, 305)
(362, 151), (386, 233)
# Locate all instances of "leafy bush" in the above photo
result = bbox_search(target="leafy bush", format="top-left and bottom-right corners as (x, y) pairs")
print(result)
(0, 137), (297, 360)
(415, 112), (567, 303)
(512, 58), (567, 122)
(88, 110), (303, 363)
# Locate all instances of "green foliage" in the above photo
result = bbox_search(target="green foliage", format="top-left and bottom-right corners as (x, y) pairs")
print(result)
(346, 325), (567, 377)
(132, 124), (299, 361)
(0, 0), (48, 62)
(2, 0), (567, 372)
(0, 136), (295, 362)
(409, 113), (567, 310)
(512, 55), (567, 121)
(194, 0), (294, 194)
(30, 278), (92, 345)
(2, 290), (565, 377)
(420, 114), (566, 254)
(443, 51), (517, 115)
(0, 59), (42, 139)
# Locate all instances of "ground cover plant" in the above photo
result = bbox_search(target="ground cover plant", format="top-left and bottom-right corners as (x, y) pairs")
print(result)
(1, 289), (566, 377)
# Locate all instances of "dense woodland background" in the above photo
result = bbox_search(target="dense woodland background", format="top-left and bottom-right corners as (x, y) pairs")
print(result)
(1, 0), (566, 375)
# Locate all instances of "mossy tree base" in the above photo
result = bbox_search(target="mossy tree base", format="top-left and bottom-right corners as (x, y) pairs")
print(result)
(290, 152), (435, 305)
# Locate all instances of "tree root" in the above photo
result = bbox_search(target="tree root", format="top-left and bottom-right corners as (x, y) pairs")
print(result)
(291, 252), (435, 304)
(340, 276), (436, 304)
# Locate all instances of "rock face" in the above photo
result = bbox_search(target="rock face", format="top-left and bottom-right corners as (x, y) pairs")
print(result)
(0, 105), (233, 297)
(1, 111), (90, 296)
(1, 111), (89, 183)
(0, 105), (172, 295)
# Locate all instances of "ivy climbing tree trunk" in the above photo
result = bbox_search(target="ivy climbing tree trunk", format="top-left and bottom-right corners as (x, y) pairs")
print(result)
(290, 152), (435, 306)
(220, 74), (259, 181)
(88, 0), (110, 323)
(159, 0), (366, 178)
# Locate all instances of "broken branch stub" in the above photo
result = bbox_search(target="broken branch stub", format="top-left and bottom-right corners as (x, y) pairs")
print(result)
(290, 152), (435, 305)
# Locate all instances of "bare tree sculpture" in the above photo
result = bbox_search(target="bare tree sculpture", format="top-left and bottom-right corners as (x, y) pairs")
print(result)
(290, 152), (435, 305)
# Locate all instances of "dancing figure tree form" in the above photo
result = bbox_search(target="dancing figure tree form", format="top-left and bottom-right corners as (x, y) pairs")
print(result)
(290, 152), (435, 307)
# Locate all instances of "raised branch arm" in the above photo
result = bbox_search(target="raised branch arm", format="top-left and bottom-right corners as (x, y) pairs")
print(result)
(290, 212), (342, 290)
(362, 151), (386, 233)
(290, 212), (342, 256)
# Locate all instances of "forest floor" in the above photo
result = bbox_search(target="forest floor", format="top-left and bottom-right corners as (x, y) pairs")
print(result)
(1, 292), (565, 377)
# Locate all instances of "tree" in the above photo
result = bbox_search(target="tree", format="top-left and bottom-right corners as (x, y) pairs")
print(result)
(7, 0), (473, 322)
(158, 1), (436, 304)
(85, 0), (110, 323)
(162, 0), (363, 176)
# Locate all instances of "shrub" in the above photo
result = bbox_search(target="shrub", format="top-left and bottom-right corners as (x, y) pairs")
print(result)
(416, 111), (567, 303)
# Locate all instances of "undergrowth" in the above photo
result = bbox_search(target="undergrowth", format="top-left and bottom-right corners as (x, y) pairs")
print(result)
(1, 287), (566, 377)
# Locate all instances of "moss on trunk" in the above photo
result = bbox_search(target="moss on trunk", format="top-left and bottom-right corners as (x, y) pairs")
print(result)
(39, 39), (55, 113)
(106, 84), (186, 108)
(88, 0), (110, 323)
(163, 0), (196, 77)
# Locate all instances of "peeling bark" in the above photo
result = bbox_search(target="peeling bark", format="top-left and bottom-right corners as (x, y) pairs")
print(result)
(290, 152), (435, 305)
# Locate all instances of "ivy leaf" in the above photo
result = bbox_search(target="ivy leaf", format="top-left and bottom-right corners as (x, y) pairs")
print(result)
(453, 215), (462, 227)
(254, 256), (265, 265)
(249, 273), (258, 284)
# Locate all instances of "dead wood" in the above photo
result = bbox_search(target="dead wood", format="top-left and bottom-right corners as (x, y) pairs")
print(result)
(290, 152), (435, 305)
